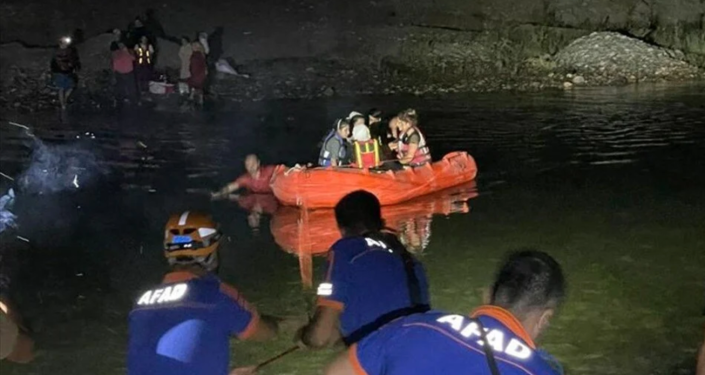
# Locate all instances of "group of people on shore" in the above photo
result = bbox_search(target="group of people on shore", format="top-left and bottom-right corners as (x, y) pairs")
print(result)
(48, 9), (214, 111)
(318, 108), (431, 171)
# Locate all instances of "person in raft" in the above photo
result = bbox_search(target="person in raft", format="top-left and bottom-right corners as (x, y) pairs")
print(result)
(212, 154), (278, 198)
(389, 108), (431, 168)
(127, 211), (279, 375)
(296, 190), (430, 349)
(318, 119), (352, 167)
(324, 249), (567, 375)
(350, 123), (381, 169)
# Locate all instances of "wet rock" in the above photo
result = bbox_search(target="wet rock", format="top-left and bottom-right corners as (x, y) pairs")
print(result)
(322, 86), (335, 96)
(572, 75), (585, 85)
(563, 81), (573, 89)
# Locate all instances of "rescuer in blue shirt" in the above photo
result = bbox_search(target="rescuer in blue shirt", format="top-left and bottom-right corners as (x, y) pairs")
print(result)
(325, 250), (567, 375)
(127, 211), (279, 375)
(297, 190), (430, 349)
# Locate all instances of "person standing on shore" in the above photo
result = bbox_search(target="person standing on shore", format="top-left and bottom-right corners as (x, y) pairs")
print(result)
(178, 36), (193, 95)
(188, 42), (208, 106)
(134, 36), (155, 92)
(50, 36), (80, 110)
(112, 42), (138, 105)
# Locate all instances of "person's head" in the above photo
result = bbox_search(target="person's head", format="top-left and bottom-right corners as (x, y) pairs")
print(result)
(163, 211), (222, 272)
(397, 108), (419, 131)
(367, 108), (382, 125)
(118, 42), (127, 51)
(112, 28), (122, 38)
(349, 115), (366, 128)
(139, 36), (148, 45)
(59, 36), (71, 48)
(134, 17), (144, 27)
(352, 124), (371, 142)
(244, 154), (261, 175)
(180, 36), (190, 46)
(489, 250), (566, 341)
(335, 119), (350, 138)
(192, 41), (204, 52)
(335, 190), (384, 237)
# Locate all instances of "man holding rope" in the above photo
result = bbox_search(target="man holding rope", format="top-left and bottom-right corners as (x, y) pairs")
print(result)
(324, 250), (566, 375)
(127, 211), (279, 375)
(296, 190), (431, 349)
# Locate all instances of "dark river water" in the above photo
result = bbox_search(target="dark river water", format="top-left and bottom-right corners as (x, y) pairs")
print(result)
(1, 83), (704, 375)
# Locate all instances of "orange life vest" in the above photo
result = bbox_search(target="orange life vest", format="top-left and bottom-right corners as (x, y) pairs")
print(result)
(353, 139), (381, 169)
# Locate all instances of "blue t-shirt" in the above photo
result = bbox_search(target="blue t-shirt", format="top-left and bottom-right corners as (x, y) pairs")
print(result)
(128, 271), (259, 375)
(351, 308), (563, 375)
(316, 235), (430, 343)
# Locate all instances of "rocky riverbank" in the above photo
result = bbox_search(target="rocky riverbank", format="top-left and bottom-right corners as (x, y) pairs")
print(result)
(0, 29), (702, 113)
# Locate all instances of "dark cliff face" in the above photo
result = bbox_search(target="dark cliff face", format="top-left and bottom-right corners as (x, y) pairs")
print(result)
(2, 0), (703, 55)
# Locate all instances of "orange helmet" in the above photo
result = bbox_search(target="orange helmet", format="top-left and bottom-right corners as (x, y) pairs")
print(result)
(164, 211), (222, 261)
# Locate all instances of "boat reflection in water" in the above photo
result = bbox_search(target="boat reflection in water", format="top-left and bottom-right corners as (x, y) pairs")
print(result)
(268, 182), (478, 288)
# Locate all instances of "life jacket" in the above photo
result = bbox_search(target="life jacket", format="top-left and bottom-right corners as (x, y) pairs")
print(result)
(318, 129), (348, 167)
(136, 45), (152, 65)
(398, 126), (431, 166)
(352, 139), (381, 169)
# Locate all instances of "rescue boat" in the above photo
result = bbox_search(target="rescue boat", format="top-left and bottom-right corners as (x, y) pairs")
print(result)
(269, 182), (477, 287)
(271, 151), (478, 208)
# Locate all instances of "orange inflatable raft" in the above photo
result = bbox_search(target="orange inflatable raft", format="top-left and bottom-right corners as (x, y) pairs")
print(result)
(271, 151), (478, 208)
(270, 182), (478, 287)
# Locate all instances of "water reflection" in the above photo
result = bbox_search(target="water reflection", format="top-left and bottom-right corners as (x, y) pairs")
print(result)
(267, 182), (477, 287)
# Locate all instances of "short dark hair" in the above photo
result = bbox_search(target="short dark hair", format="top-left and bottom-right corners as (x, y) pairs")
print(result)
(335, 190), (384, 235)
(368, 108), (382, 118)
(490, 250), (566, 316)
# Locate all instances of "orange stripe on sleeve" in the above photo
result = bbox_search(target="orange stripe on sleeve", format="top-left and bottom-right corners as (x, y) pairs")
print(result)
(349, 344), (370, 375)
(471, 305), (535, 349)
(317, 297), (344, 311)
(237, 311), (261, 340)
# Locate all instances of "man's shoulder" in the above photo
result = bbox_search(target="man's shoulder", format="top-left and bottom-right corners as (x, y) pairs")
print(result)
(330, 237), (369, 257)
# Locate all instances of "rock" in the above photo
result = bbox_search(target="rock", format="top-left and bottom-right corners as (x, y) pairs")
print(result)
(563, 81), (573, 89)
(322, 86), (335, 97)
(555, 32), (700, 81)
(572, 75), (585, 85)
(154, 37), (182, 70)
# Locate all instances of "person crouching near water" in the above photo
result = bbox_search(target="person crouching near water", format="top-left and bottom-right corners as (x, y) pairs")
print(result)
(325, 250), (567, 375)
(188, 41), (208, 106)
(0, 297), (34, 364)
(127, 211), (279, 375)
(387, 108), (431, 169)
(296, 190), (430, 348)
(319, 119), (352, 167)
(698, 322), (705, 375)
(50, 36), (81, 110)
(212, 154), (279, 198)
